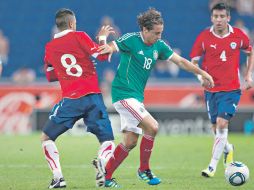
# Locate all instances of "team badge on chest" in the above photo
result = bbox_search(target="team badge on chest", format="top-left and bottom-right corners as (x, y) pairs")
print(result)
(153, 50), (158, 60)
(230, 42), (237, 49)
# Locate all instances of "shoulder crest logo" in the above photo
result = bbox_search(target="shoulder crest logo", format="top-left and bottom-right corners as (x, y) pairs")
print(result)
(230, 42), (237, 49)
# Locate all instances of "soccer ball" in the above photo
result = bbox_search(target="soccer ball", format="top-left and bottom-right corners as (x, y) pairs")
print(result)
(225, 161), (249, 186)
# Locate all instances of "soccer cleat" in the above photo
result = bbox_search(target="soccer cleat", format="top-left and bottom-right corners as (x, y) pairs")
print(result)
(92, 158), (105, 187)
(201, 166), (216, 178)
(137, 169), (161, 185)
(105, 178), (120, 188)
(48, 177), (66, 189)
(224, 145), (234, 167)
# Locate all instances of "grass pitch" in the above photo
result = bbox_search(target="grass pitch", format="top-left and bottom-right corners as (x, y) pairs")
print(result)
(0, 133), (253, 190)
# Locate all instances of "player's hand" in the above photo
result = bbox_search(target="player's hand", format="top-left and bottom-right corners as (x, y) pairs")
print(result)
(98, 44), (114, 61)
(200, 72), (214, 88)
(97, 25), (115, 39)
(242, 73), (254, 90)
(98, 44), (113, 54)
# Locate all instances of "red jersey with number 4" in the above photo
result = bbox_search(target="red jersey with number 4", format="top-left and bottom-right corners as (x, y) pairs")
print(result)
(44, 30), (109, 98)
(190, 25), (252, 92)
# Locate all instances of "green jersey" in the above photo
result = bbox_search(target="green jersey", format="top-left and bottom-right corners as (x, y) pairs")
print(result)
(112, 32), (174, 103)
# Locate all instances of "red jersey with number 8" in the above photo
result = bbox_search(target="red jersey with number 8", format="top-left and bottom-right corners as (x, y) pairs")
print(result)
(44, 30), (109, 98)
(190, 25), (252, 92)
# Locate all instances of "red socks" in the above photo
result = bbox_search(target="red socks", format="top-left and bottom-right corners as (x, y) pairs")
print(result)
(105, 143), (129, 180)
(139, 134), (154, 172)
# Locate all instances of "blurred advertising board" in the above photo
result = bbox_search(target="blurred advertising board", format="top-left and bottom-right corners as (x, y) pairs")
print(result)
(32, 108), (254, 135)
(0, 83), (61, 134)
(0, 83), (254, 134)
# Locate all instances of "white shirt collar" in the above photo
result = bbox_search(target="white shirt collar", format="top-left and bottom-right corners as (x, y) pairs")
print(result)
(54, 29), (73, 39)
(140, 32), (145, 42)
(210, 24), (234, 38)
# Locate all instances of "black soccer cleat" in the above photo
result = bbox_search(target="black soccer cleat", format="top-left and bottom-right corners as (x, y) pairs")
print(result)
(48, 177), (66, 189)
(92, 158), (106, 187)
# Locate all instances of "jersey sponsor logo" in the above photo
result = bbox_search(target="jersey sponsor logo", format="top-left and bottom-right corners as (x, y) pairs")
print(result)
(153, 50), (158, 60)
(230, 42), (237, 49)
(210, 44), (217, 49)
(137, 50), (144, 55)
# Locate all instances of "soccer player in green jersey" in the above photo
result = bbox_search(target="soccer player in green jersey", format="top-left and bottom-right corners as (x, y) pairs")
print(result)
(96, 8), (214, 187)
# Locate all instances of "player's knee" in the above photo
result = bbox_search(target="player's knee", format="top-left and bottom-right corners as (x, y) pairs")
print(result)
(41, 132), (51, 142)
(153, 122), (159, 134)
(217, 118), (229, 129)
(149, 121), (159, 137)
(216, 128), (228, 139)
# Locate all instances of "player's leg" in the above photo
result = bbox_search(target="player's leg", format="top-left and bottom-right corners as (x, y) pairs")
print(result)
(41, 121), (68, 189)
(104, 131), (138, 187)
(202, 117), (229, 177)
(223, 142), (234, 166)
(41, 98), (82, 188)
(137, 114), (161, 185)
(202, 91), (218, 177)
(202, 90), (240, 177)
(101, 98), (144, 187)
(114, 98), (160, 185)
(83, 94), (116, 187)
(211, 124), (234, 166)
(139, 115), (158, 171)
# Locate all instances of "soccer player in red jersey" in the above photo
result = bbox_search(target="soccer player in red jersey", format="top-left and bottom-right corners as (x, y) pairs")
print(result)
(40, 8), (115, 188)
(190, 3), (254, 177)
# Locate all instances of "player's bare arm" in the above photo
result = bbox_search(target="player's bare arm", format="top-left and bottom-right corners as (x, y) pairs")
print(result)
(191, 58), (212, 88)
(243, 49), (254, 90)
(170, 52), (214, 88)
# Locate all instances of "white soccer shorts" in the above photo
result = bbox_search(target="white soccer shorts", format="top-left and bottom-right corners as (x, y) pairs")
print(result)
(113, 98), (150, 135)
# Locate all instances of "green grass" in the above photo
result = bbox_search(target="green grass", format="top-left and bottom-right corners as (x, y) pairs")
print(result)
(0, 134), (253, 190)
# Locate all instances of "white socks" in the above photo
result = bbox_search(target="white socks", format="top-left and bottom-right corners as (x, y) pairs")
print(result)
(224, 141), (233, 153)
(210, 128), (228, 170)
(213, 130), (231, 153)
(98, 141), (115, 166)
(42, 140), (63, 179)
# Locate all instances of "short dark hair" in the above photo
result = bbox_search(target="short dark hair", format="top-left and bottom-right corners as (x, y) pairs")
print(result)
(55, 8), (75, 30)
(211, 3), (230, 16)
(137, 8), (164, 31)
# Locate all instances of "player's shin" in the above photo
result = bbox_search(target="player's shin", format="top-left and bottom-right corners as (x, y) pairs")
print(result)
(105, 143), (129, 180)
(97, 141), (115, 173)
(42, 140), (63, 179)
(210, 128), (228, 170)
(139, 134), (154, 171)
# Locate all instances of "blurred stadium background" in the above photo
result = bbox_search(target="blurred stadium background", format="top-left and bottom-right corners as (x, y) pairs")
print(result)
(0, 0), (253, 135)
(0, 0), (254, 189)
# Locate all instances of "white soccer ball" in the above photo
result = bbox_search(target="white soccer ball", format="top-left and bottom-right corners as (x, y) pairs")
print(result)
(225, 161), (249, 186)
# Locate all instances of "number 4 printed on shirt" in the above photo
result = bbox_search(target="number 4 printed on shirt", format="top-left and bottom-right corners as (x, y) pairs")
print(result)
(220, 50), (227, 62)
